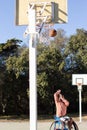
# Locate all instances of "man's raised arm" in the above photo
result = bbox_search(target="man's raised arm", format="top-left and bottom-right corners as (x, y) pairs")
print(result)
(60, 94), (69, 106)
(54, 90), (61, 103)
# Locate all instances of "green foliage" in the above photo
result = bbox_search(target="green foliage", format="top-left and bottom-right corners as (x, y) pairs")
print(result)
(65, 28), (87, 72)
(37, 43), (65, 114)
(6, 48), (29, 78)
(0, 38), (29, 115)
(0, 38), (22, 56)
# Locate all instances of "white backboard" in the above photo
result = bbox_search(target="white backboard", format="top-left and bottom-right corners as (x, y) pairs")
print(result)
(72, 74), (87, 85)
(15, 0), (68, 25)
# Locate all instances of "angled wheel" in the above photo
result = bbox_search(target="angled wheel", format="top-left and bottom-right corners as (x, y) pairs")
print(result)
(70, 121), (79, 130)
(68, 118), (79, 130)
(49, 120), (64, 130)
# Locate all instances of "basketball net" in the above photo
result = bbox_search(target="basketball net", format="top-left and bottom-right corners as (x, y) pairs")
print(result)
(38, 23), (55, 44)
(77, 83), (82, 91)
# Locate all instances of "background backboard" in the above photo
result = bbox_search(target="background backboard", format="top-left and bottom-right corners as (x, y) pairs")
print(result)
(72, 74), (87, 86)
(15, 0), (68, 25)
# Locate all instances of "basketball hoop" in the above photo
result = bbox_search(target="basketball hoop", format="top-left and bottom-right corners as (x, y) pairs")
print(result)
(77, 83), (82, 86)
(72, 75), (87, 123)
(77, 83), (82, 91)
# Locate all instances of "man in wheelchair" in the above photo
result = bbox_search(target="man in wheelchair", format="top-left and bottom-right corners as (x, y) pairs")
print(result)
(54, 90), (70, 129)
(52, 90), (79, 130)
(54, 89), (69, 118)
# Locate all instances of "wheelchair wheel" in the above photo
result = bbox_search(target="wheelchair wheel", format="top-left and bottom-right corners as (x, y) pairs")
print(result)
(70, 121), (79, 130)
(49, 120), (79, 130)
(49, 120), (66, 130)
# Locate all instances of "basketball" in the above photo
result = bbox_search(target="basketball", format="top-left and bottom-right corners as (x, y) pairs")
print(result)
(49, 29), (57, 37)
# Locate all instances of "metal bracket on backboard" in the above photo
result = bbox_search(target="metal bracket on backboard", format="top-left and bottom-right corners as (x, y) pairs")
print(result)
(28, 2), (55, 24)
(24, 2), (55, 35)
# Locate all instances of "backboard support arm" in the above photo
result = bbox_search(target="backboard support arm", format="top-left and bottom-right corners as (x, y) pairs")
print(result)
(24, 2), (55, 36)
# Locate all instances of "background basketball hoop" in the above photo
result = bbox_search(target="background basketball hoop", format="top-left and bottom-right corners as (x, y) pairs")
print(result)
(72, 74), (87, 122)
(77, 83), (82, 92)
(77, 83), (82, 86)
(76, 78), (83, 91)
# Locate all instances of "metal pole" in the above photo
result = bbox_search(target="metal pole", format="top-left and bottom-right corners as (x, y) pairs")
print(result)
(28, 9), (37, 130)
(79, 88), (82, 122)
(78, 85), (82, 122)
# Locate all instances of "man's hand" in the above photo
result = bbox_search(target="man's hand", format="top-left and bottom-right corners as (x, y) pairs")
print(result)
(57, 89), (61, 94)
(59, 94), (64, 100)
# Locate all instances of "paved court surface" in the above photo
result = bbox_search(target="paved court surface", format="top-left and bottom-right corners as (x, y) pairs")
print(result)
(0, 120), (29, 130)
(0, 117), (86, 130)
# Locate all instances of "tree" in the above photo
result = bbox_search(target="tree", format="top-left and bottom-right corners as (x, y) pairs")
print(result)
(6, 47), (29, 78)
(0, 38), (29, 115)
(64, 29), (87, 72)
(37, 43), (65, 114)
(5, 47), (29, 115)
(64, 28), (87, 112)
(0, 38), (22, 56)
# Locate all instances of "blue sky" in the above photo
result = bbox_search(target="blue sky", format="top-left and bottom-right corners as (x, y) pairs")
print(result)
(0, 0), (87, 44)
